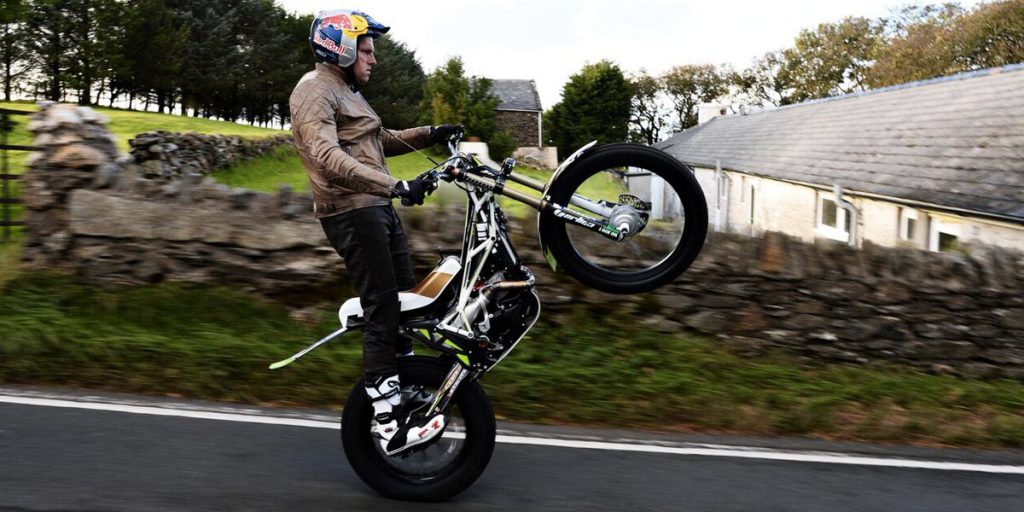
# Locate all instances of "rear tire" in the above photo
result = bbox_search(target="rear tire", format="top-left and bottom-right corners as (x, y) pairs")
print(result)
(540, 143), (708, 294)
(341, 356), (495, 501)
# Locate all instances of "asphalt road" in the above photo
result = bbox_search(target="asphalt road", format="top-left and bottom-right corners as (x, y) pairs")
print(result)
(1, 386), (1023, 512)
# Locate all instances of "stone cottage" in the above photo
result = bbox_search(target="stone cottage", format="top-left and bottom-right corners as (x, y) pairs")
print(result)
(490, 79), (542, 147)
(640, 63), (1024, 253)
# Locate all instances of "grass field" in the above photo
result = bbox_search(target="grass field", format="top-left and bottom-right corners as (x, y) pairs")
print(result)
(1, 272), (1022, 448)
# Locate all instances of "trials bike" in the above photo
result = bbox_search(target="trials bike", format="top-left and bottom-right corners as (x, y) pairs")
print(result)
(270, 139), (708, 501)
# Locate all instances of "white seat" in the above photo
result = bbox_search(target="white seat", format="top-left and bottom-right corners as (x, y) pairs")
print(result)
(338, 257), (462, 328)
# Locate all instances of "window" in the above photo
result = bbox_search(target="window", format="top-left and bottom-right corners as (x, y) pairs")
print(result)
(817, 195), (851, 242)
(928, 216), (961, 252)
(899, 208), (918, 243)
(749, 187), (756, 225)
(938, 232), (958, 252)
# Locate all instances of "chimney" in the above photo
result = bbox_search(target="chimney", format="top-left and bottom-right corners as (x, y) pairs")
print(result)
(698, 103), (728, 125)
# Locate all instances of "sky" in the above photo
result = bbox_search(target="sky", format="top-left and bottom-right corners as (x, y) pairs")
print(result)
(278, 0), (984, 109)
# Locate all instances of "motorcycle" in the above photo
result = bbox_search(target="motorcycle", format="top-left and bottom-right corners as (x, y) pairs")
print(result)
(270, 138), (708, 501)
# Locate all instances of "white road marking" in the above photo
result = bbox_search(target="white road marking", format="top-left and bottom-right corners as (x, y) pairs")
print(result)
(3, 393), (1024, 475)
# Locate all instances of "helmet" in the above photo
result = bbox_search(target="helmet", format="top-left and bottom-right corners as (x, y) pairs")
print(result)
(309, 10), (390, 67)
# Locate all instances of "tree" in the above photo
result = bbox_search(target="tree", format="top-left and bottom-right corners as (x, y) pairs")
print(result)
(628, 70), (668, 145)
(418, 57), (513, 158)
(361, 35), (425, 129)
(169, 0), (241, 117)
(121, 0), (187, 112)
(956, 0), (1024, 70)
(661, 64), (728, 131)
(731, 51), (802, 108)
(420, 58), (470, 126)
(0, 0), (32, 101)
(867, 3), (967, 88)
(24, 0), (73, 101)
(63, 0), (109, 105)
(544, 60), (632, 158)
(420, 57), (500, 139)
(782, 16), (884, 102)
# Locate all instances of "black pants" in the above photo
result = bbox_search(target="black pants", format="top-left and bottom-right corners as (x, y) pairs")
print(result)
(321, 205), (416, 381)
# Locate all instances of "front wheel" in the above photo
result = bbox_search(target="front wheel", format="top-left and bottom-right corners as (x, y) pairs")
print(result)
(539, 143), (708, 294)
(341, 356), (495, 502)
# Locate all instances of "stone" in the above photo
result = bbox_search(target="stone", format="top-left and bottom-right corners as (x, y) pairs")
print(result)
(49, 144), (108, 169)
(133, 256), (164, 283)
(907, 340), (980, 360)
(874, 279), (912, 304)
(782, 314), (828, 330)
(930, 363), (956, 375)
(33, 133), (55, 147)
(77, 107), (108, 124)
(230, 189), (256, 210)
(965, 323), (1003, 341)
(684, 310), (733, 333)
(997, 309), (1024, 330)
(834, 320), (880, 342)
(53, 132), (85, 146)
(808, 331), (839, 343)
(792, 301), (827, 315)
(51, 105), (85, 126)
(759, 232), (787, 273)
(723, 336), (772, 355)
(92, 163), (120, 189)
(958, 363), (1001, 379)
(139, 160), (166, 178)
(696, 294), (743, 309)
(981, 348), (1024, 365)
(68, 189), (325, 250)
(641, 316), (685, 334)
(732, 304), (771, 332)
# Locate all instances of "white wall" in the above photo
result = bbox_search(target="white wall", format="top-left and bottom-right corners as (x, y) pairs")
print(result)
(687, 167), (1024, 252)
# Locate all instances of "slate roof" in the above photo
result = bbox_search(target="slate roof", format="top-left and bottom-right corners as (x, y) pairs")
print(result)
(490, 79), (542, 111)
(655, 64), (1024, 222)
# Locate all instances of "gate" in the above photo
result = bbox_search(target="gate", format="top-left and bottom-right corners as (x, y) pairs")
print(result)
(0, 107), (34, 242)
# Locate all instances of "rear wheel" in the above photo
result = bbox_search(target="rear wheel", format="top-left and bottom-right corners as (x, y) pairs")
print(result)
(341, 356), (495, 501)
(539, 143), (708, 294)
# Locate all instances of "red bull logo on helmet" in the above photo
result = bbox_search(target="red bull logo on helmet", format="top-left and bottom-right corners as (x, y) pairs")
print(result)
(320, 13), (354, 32)
(313, 30), (345, 57)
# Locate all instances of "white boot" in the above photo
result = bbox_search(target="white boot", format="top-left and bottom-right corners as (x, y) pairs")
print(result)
(382, 413), (447, 456)
(365, 374), (402, 441)
(366, 375), (447, 456)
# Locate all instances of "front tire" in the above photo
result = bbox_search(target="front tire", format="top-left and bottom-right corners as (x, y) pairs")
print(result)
(540, 143), (708, 294)
(341, 356), (496, 501)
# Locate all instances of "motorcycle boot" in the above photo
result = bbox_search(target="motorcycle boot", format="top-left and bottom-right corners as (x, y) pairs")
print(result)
(366, 375), (446, 456)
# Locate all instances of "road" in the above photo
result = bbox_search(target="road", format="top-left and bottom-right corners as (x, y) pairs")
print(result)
(1, 386), (1022, 511)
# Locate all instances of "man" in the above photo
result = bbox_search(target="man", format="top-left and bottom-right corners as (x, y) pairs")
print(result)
(289, 9), (463, 455)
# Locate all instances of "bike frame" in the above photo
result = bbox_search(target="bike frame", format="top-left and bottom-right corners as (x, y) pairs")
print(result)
(425, 143), (632, 243)
(272, 142), (640, 417)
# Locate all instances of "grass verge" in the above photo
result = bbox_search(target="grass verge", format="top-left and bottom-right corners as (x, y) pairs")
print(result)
(1, 272), (1022, 449)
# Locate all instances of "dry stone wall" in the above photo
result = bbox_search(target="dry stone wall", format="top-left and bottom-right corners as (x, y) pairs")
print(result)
(130, 130), (293, 180)
(19, 103), (1024, 380)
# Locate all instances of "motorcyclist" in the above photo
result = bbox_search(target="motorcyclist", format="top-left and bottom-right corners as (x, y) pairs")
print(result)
(289, 9), (463, 454)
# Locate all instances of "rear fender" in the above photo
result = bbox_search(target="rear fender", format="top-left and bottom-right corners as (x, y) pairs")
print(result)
(537, 141), (598, 271)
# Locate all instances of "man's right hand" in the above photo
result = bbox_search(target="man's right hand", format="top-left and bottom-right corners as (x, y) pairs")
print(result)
(393, 178), (436, 206)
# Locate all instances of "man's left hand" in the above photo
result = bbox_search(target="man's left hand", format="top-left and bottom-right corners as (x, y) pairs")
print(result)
(430, 124), (465, 144)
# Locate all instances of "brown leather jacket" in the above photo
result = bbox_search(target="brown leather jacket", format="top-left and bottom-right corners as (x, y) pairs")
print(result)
(289, 63), (433, 218)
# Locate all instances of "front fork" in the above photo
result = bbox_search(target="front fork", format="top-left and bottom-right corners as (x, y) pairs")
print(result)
(427, 362), (473, 417)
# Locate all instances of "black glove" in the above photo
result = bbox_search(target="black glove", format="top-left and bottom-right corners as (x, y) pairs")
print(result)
(393, 178), (436, 206)
(429, 124), (465, 144)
